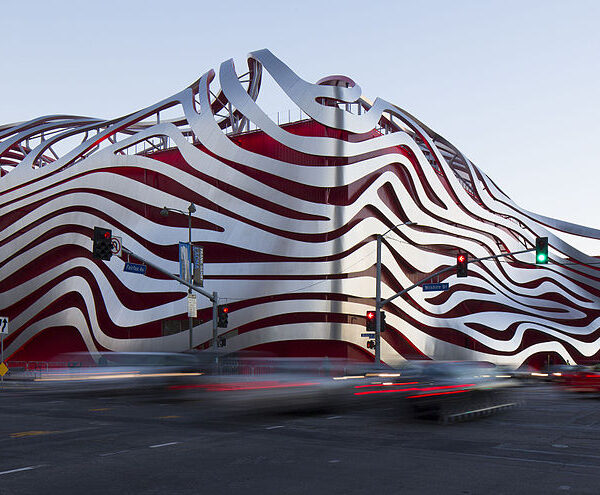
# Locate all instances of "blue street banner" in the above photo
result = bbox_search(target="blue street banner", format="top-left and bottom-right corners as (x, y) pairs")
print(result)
(179, 242), (192, 282)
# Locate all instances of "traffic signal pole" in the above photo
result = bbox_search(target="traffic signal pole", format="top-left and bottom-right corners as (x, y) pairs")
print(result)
(375, 233), (383, 366)
(374, 222), (415, 367)
(188, 211), (193, 351)
(374, 245), (537, 368)
(121, 246), (220, 349)
(212, 293), (218, 353)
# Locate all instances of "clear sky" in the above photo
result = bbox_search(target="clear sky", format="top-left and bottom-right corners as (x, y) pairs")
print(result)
(2, 0), (599, 252)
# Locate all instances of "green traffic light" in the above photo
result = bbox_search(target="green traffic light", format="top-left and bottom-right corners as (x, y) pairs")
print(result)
(535, 236), (549, 265)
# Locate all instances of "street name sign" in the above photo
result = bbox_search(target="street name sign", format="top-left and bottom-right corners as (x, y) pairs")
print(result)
(361, 333), (376, 338)
(124, 262), (147, 275)
(422, 283), (449, 292)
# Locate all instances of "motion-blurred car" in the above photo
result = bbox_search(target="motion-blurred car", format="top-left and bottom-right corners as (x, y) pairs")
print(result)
(32, 352), (206, 395)
(408, 362), (517, 422)
(554, 364), (600, 392)
(338, 361), (517, 422)
(183, 356), (357, 414)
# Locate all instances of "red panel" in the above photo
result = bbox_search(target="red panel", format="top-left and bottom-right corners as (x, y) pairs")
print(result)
(245, 339), (373, 363)
(8, 326), (93, 363)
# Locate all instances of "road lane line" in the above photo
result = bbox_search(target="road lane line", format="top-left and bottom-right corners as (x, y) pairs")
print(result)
(265, 426), (284, 430)
(9, 426), (98, 439)
(496, 445), (600, 460)
(149, 442), (180, 448)
(100, 450), (130, 457)
(0, 465), (44, 476)
(10, 430), (56, 438)
(450, 451), (600, 469)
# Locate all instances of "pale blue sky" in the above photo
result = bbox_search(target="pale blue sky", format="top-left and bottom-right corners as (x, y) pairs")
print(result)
(2, 0), (599, 252)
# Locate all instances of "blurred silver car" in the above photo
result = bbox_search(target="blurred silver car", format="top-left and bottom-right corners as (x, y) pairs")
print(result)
(32, 352), (205, 395)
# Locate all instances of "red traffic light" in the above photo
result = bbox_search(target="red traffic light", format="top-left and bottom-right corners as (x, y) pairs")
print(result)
(93, 226), (113, 261)
(366, 311), (375, 320)
(217, 305), (229, 328)
(456, 253), (468, 277)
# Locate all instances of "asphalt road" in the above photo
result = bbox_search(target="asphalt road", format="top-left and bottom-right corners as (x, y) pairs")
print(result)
(0, 384), (599, 494)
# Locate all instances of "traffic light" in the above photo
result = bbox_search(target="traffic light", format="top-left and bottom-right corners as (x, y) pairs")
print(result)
(456, 253), (468, 277)
(381, 311), (386, 333)
(366, 340), (375, 349)
(536, 237), (548, 264)
(93, 227), (112, 260)
(366, 311), (375, 331)
(217, 305), (229, 328)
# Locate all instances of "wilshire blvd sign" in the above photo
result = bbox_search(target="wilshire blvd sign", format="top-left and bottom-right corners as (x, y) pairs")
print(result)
(422, 283), (450, 292)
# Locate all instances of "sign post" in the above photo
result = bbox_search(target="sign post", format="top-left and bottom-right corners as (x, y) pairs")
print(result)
(0, 317), (8, 386)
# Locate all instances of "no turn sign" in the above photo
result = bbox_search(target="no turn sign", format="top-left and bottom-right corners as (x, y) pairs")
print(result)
(111, 236), (122, 257)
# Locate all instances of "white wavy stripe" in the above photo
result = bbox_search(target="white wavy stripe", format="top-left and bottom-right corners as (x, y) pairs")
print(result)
(3, 119), (544, 272)
(475, 170), (600, 268)
(3, 197), (594, 330)
(6, 204), (589, 320)
(8, 266), (590, 362)
(10, 242), (589, 351)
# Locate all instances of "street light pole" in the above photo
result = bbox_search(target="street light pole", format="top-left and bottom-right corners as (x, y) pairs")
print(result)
(187, 203), (194, 350)
(160, 202), (197, 350)
(375, 221), (415, 368)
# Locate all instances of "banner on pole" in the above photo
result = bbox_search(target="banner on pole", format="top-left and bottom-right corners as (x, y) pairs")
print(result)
(179, 242), (192, 282)
(193, 246), (203, 286)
